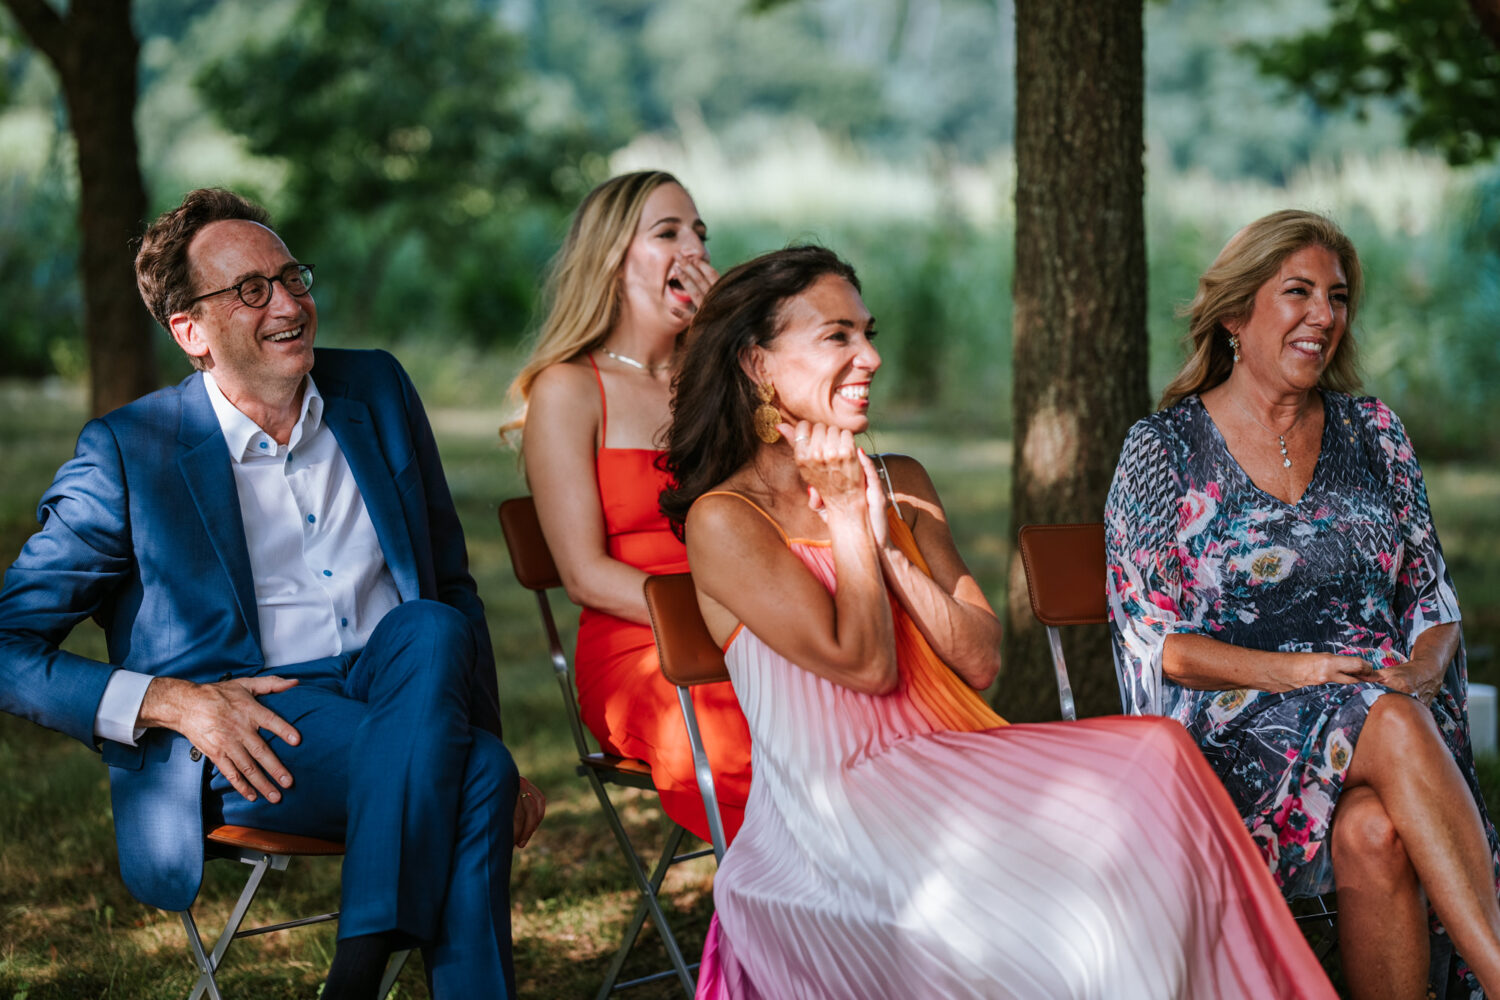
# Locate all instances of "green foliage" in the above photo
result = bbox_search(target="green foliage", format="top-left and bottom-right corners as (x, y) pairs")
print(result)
(1246, 0), (1500, 165)
(0, 149), (79, 379)
(1146, 0), (1408, 181)
(520, 0), (1010, 162)
(194, 0), (587, 345)
(1340, 172), (1500, 456)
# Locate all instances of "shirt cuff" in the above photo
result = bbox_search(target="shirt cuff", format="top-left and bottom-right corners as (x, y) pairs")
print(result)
(94, 669), (153, 746)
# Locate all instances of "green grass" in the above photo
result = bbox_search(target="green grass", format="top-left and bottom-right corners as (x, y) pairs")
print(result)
(0, 376), (1497, 998)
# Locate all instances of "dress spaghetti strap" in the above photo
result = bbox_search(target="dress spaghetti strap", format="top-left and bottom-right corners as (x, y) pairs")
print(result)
(697, 490), (791, 545)
(585, 353), (608, 448)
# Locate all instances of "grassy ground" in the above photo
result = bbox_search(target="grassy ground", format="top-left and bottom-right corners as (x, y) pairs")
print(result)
(0, 376), (1495, 999)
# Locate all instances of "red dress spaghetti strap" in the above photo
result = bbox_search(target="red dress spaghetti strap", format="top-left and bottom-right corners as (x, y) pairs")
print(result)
(573, 356), (751, 844)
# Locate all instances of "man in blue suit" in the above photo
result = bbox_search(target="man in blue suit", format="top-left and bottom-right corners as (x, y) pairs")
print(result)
(0, 189), (544, 999)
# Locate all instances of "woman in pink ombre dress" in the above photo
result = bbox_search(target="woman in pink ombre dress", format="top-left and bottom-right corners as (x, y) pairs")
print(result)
(658, 246), (1336, 1000)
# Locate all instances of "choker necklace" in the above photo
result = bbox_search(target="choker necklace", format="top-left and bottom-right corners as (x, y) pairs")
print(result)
(601, 347), (671, 373)
(1228, 393), (1303, 469)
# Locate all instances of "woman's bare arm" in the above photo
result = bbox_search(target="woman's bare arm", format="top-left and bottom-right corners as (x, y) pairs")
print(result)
(522, 362), (651, 623)
(1162, 633), (1380, 692)
(871, 455), (1002, 690)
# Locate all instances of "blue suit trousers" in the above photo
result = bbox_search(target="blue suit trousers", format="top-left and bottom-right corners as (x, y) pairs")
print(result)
(206, 600), (518, 999)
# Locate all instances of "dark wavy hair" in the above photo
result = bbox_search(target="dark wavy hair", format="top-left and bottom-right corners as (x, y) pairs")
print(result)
(660, 245), (860, 537)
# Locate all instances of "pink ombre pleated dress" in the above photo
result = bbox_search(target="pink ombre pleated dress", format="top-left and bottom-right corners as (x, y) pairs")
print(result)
(694, 494), (1335, 1000)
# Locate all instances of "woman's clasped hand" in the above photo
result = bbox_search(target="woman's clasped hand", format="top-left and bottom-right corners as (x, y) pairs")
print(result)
(779, 419), (889, 542)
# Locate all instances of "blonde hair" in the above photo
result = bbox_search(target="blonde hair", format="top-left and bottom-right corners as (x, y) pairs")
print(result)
(501, 170), (683, 439)
(1158, 209), (1364, 410)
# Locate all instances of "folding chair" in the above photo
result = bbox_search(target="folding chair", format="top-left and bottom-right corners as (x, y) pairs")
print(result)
(498, 497), (711, 998)
(1016, 521), (1337, 949)
(1016, 522), (1118, 720)
(176, 824), (409, 1000)
(643, 572), (731, 864)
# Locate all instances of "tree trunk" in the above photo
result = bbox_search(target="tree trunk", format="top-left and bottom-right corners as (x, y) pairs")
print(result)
(999, 0), (1149, 721)
(4, 0), (154, 416)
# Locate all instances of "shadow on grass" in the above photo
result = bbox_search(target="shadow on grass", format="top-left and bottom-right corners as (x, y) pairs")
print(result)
(4, 379), (1500, 998)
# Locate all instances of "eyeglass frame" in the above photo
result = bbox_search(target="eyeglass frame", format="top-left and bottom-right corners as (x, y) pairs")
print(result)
(185, 263), (316, 310)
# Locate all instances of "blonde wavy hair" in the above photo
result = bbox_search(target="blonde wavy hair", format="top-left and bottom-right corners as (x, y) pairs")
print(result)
(501, 170), (683, 439)
(1158, 209), (1364, 411)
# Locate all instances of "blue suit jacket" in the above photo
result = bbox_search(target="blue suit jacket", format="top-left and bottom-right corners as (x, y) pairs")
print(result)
(0, 349), (499, 911)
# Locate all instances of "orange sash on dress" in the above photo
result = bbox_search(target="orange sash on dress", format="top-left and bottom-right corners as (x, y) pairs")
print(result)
(883, 510), (1007, 733)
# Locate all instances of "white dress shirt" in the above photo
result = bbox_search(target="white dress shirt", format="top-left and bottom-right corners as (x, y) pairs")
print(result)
(93, 372), (401, 745)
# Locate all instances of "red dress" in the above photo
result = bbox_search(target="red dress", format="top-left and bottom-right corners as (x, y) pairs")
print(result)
(572, 357), (752, 843)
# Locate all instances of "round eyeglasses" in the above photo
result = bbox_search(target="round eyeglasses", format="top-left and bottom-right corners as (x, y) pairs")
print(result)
(188, 264), (315, 309)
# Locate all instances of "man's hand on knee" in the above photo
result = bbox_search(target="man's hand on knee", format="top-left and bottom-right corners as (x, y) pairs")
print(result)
(515, 776), (546, 848)
(138, 675), (302, 803)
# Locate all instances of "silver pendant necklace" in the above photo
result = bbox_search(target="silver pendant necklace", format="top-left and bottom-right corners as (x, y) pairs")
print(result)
(601, 347), (671, 374)
(1228, 393), (1302, 469)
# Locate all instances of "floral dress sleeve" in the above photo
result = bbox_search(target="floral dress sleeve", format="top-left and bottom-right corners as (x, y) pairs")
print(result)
(1357, 399), (1463, 657)
(1105, 416), (1213, 719)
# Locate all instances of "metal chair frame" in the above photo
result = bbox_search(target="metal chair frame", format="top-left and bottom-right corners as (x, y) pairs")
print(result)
(499, 497), (710, 999)
(1016, 521), (1337, 942)
(643, 572), (731, 864)
(177, 824), (409, 1000)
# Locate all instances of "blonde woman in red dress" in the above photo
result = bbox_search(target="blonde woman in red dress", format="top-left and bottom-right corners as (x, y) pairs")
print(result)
(505, 171), (752, 843)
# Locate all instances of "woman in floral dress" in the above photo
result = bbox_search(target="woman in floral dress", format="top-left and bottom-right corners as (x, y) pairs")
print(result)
(1106, 210), (1500, 999)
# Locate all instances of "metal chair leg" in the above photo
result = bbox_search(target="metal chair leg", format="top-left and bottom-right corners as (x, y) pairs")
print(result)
(378, 950), (412, 998)
(588, 773), (701, 998)
(179, 909), (225, 1000)
(184, 852), (274, 1000)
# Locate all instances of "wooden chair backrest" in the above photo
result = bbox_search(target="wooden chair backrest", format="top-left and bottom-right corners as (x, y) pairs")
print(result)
(1017, 522), (1108, 626)
(498, 497), (562, 592)
(644, 573), (730, 687)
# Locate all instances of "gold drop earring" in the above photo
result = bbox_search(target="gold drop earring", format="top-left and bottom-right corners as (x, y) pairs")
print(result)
(753, 383), (781, 444)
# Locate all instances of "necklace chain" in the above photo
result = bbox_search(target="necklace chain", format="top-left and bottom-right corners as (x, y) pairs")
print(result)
(1228, 393), (1301, 469)
(601, 347), (672, 373)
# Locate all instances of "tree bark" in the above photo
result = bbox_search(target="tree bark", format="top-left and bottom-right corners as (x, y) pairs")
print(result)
(4, 0), (154, 416)
(999, 0), (1148, 721)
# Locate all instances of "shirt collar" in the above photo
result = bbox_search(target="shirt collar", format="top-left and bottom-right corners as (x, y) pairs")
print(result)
(202, 371), (324, 463)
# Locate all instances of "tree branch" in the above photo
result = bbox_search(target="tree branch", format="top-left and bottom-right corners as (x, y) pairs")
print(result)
(1469, 0), (1500, 52)
(1, 0), (65, 64)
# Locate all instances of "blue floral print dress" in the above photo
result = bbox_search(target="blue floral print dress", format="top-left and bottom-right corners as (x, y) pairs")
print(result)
(1105, 392), (1497, 993)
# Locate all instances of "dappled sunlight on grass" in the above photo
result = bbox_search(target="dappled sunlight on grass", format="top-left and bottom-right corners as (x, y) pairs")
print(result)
(3, 378), (1499, 996)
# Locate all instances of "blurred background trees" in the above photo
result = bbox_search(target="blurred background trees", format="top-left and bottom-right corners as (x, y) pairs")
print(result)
(1, 0), (153, 415)
(1, 0), (1497, 717)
